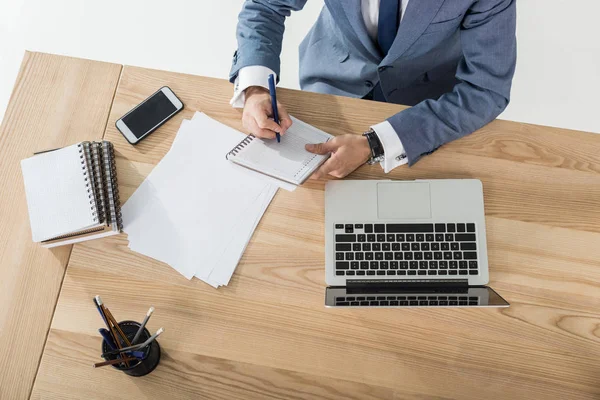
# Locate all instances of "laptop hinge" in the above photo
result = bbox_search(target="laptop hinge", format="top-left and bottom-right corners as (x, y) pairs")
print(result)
(346, 279), (469, 294)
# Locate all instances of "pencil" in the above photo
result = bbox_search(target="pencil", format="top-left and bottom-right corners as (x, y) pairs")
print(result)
(101, 303), (132, 347)
(95, 296), (130, 367)
(93, 297), (110, 329)
(94, 297), (121, 358)
(101, 328), (164, 358)
(132, 307), (154, 345)
(93, 356), (137, 368)
(104, 309), (131, 367)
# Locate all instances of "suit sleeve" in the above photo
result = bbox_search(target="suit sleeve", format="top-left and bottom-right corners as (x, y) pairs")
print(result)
(387, 0), (517, 165)
(229, 0), (308, 83)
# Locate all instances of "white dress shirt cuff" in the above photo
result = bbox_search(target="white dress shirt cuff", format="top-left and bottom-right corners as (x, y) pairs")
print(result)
(371, 120), (408, 173)
(230, 66), (276, 108)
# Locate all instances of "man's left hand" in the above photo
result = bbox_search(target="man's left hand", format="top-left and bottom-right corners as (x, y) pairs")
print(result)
(305, 134), (371, 179)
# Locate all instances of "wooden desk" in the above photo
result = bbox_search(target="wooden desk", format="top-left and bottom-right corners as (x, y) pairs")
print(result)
(0, 52), (121, 399)
(1, 53), (598, 399)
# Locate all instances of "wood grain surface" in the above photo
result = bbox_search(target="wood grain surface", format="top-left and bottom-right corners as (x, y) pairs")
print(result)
(0, 52), (121, 399)
(19, 64), (600, 399)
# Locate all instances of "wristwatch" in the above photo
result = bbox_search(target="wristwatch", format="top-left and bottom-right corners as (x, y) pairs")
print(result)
(363, 128), (385, 165)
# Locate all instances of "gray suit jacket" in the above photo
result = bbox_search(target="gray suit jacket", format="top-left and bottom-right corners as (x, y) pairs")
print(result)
(230, 0), (516, 165)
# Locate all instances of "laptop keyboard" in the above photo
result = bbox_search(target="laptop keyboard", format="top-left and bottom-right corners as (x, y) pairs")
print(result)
(334, 295), (480, 307)
(334, 223), (479, 277)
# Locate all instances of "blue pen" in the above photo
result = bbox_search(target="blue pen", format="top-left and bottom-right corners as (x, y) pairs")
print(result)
(99, 329), (145, 358)
(94, 297), (124, 348)
(129, 350), (146, 359)
(268, 74), (281, 143)
(99, 328), (117, 350)
(93, 297), (110, 330)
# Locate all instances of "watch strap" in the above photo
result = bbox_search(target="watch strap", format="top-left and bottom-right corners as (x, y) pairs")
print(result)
(363, 129), (385, 165)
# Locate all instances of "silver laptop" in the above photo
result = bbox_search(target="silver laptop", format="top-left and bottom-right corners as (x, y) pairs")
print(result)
(324, 179), (509, 308)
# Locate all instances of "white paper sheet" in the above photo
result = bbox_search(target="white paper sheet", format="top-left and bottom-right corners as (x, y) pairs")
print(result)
(206, 185), (278, 286)
(122, 113), (279, 286)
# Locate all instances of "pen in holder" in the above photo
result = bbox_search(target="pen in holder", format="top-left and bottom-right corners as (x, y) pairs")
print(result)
(100, 320), (161, 377)
(93, 297), (162, 376)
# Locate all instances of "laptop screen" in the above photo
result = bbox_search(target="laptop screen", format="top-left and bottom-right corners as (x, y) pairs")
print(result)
(325, 287), (509, 307)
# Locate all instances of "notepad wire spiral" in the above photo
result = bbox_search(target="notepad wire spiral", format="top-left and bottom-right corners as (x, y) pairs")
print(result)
(110, 148), (123, 231)
(229, 135), (255, 156)
(102, 141), (123, 231)
(90, 143), (107, 224)
(78, 143), (99, 223)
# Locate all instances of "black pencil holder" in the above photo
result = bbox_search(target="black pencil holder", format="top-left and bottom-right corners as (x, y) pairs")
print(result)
(101, 320), (161, 377)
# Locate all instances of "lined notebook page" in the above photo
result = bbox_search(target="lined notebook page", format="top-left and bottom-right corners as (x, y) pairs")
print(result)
(21, 144), (99, 242)
(228, 116), (333, 185)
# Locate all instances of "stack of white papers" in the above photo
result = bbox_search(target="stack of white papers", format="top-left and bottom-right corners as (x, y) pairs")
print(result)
(122, 112), (292, 287)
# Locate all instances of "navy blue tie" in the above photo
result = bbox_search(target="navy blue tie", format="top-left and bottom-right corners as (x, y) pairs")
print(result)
(377, 0), (400, 56)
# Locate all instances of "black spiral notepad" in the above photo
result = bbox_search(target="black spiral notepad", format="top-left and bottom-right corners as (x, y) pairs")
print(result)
(226, 116), (333, 185)
(21, 141), (122, 248)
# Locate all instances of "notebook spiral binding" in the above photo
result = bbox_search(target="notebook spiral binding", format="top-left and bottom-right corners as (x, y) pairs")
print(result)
(102, 141), (123, 231)
(77, 143), (99, 223)
(90, 142), (107, 224)
(227, 135), (255, 158)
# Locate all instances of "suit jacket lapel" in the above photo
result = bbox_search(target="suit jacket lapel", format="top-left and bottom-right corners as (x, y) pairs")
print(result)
(325, 0), (381, 62)
(383, 0), (446, 64)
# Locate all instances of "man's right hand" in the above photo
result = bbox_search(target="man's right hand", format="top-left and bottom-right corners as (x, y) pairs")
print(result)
(242, 86), (293, 139)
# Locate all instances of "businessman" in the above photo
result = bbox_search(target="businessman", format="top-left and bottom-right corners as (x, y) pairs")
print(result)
(230, 0), (516, 178)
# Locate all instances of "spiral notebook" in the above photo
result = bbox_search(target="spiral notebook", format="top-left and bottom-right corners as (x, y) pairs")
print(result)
(226, 116), (334, 185)
(21, 141), (122, 248)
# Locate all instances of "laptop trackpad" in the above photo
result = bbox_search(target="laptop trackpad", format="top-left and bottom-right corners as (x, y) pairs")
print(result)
(377, 182), (431, 219)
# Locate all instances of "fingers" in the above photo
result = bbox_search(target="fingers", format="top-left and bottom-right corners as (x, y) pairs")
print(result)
(308, 135), (365, 180)
(312, 158), (338, 180)
(277, 103), (293, 134)
(307, 139), (338, 179)
(244, 117), (277, 139)
(256, 114), (283, 134)
(328, 170), (347, 179)
(242, 92), (286, 139)
(305, 140), (335, 155)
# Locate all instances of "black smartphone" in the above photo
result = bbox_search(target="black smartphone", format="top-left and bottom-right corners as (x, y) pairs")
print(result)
(115, 86), (184, 144)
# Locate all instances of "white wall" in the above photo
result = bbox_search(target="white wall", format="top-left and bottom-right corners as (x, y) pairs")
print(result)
(504, 0), (600, 133)
(0, 0), (27, 121)
(1, 0), (599, 134)
(0, 0), (323, 124)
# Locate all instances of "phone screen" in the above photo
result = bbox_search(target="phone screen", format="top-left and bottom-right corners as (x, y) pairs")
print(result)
(122, 91), (177, 138)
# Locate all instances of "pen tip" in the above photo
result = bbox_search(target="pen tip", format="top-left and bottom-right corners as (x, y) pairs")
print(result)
(148, 306), (155, 316)
(157, 327), (164, 335)
(94, 295), (102, 305)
